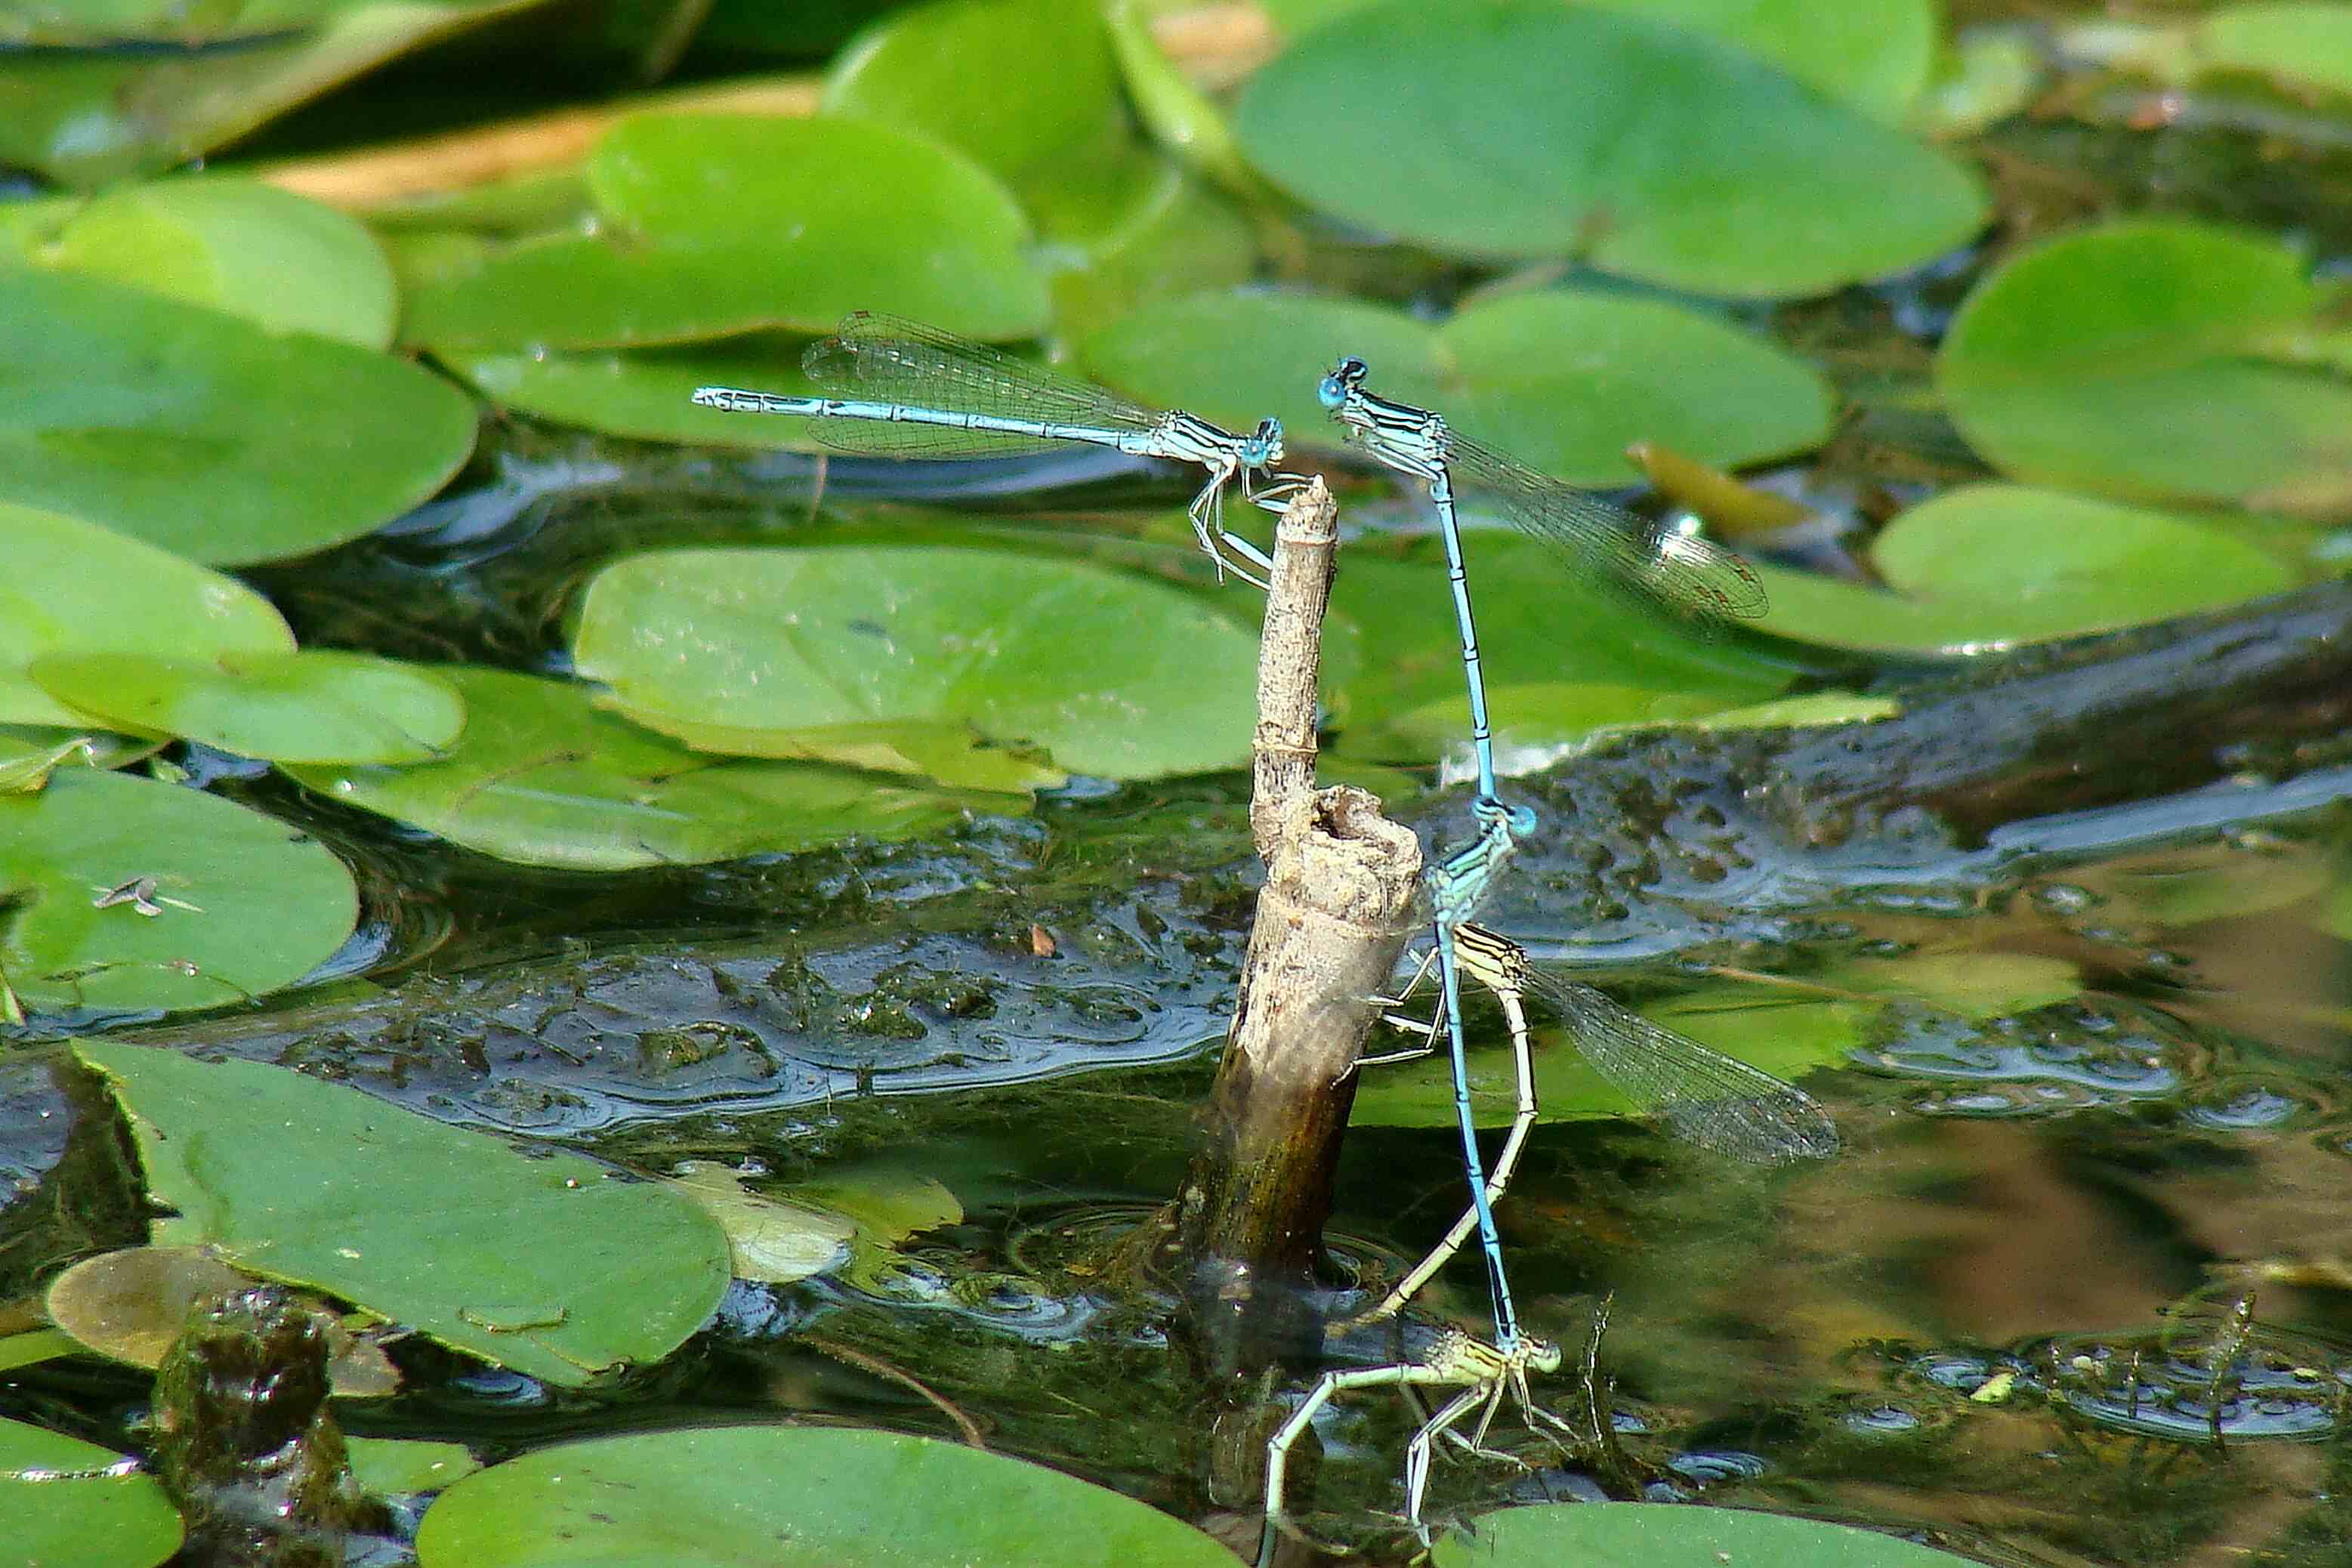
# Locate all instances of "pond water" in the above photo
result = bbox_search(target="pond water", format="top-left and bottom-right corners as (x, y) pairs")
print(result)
(10, 431), (2352, 1565)
(12, 11), (2352, 1557)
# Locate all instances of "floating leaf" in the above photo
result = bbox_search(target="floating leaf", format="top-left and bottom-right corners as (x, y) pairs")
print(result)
(32, 650), (465, 764)
(12, 175), (398, 348)
(406, 113), (1048, 350)
(823, 0), (1123, 185)
(1748, 486), (2298, 653)
(1912, 27), (2042, 138)
(2082, 840), (2335, 929)
(1873, 485), (2295, 624)
(1085, 288), (1834, 484)
(75, 1040), (732, 1388)
(45, 1245), (399, 1397)
(0, 270), (476, 566)
(2198, 2), (2352, 99)
(414, 1426), (1235, 1568)
(0, 726), (155, 792)
(1235, 1), (1986, 295)
(281, 666), (1001, 872)
(0, 0), (544, 188)
(1264, 0), (1938, 120)
(1824, 951), (2083, 1019)
(668, 1162), (854, 1286)
(1343, 681), (1729, 768)
(1938, 221), (2352, 513)
(0, 768), (357, 1017)
(1350, 978), (1862, 1131)
(1028, 144), (1257, 340)
(1434, 1501), (1981, 1566)
(794, 1158), (965, 1292)
(1584, 0), (1940, 122)
(1104, 0), (1264, 194)
(1326, 542), (1789, 739)
(0, 1327), (79, 1373)
(571, 548), (1258, 781)
(1684, 691), (1905, 729)
(445, 336), (823, 449)
(347, 1437), (481, 1499)
(0, 1416), (181, 1568)
(0, 502), (295, 727)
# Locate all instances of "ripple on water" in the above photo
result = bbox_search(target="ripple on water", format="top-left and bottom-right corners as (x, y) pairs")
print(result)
(1908, 1317), (2352, 1446)
(1865, 1005), (2182, 1119)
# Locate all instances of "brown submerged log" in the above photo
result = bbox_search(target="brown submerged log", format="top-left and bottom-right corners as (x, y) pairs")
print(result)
(1773, 580), (2352, 844)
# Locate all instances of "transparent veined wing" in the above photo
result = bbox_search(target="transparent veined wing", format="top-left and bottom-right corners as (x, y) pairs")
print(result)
(1440, 427), (1769, 639)
(1515, 963), (1838, 1164)
(798, 311), (1159, 458)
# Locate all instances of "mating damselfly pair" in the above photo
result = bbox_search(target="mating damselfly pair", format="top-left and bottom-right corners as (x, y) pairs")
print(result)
(694, 312), (1832, 1542)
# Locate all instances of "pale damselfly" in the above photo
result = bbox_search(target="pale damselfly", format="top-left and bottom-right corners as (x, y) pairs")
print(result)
(1358, 920), (1839, 1329)
(693, 313), (1303, 585)
(1316, 357), (1769, 801)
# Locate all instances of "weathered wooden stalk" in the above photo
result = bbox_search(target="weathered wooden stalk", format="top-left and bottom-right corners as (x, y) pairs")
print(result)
(1134, 478), (1421, 1375)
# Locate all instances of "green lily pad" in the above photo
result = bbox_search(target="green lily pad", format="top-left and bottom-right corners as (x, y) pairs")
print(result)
(1353, 684), (1890, 767)
(281, 666), (1002, 871)
(2199, 3), (2352, 98)
(0, 269), (476, 566)
(1085, 289), (1835, 485)
(0, 0), (544, 188)
(357, 166), (598, 236)
(0, 1416), (182, 1568)
(1264, 0), (1936, 121)
(667, 1162), (854, 1286)
(74, 1039), (732, 1388)
(1938, 221), (2352, 513)
(571, 547), (1258, 781)
(1104, 0), (1264, 195)
(0, 767), (358, 1017)
(1351, 979), (1862, 1132)
(1684, 691), (1905, 730)
(786, 1157), (965, 1293)
(0, 726), (156, 792)
(696, 1160), (948, 1292)
(1876, 485), (2296, 621)
(2319, 874), (2352, 943)
(11, 175), (397, 348)
(446, 336), (825, 448)
(1823, 951), (2083, 1020)
(45, 1245), (400, 1397)
(1055, 189), (1255, 343)
(1434, 1501), (1979, 1566)
(347, 1437), (481, 1499)
(2085, 839), (2335, 929)
(1583, 0), (1940, 122)
(0, 503), (296, 727)
(1912, 28), (2043, 138)
(406, 113), (1048, 351)
(823, 0), (1122, 187)
(414, 1425), (1234, 1568)
(1346, 681), (1730, 767)
(30, 650), (465, 764)
(1749, 485), (2298, 653)
(1326, 542), (1789, 738)
(1235, 1), (1986, 295)
(0, 1327), (80, 1373)
(1342, 678), (1886, 768)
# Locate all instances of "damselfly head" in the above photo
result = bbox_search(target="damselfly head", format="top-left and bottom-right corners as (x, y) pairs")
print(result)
(1244, 417), (1285, 466)
(1317, 356), (1369, 412)
(1471, 795), (1539, 841)
(1525, 1337), (1564, 1374)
